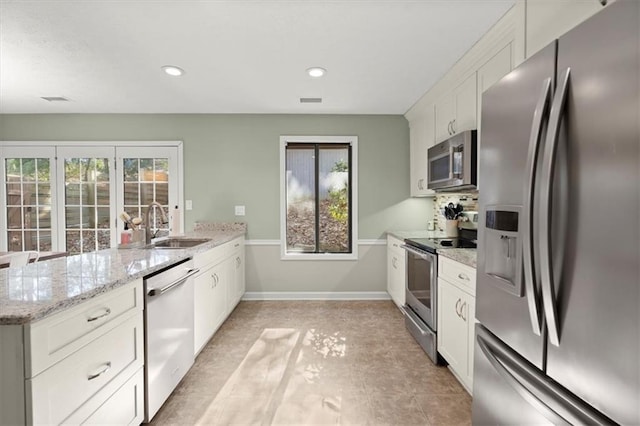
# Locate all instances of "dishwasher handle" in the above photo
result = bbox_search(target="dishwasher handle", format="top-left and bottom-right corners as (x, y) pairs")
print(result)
(147, 268), (200, 297)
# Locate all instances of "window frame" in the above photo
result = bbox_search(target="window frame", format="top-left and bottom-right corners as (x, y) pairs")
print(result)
(279, 135), (358, 261)
(0, 141), (183, 253)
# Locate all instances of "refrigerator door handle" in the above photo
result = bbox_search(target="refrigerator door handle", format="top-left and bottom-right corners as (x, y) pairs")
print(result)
(522, 77), (552, 337)
(539, 68), (571, 347)
(476, 326), (615, 425)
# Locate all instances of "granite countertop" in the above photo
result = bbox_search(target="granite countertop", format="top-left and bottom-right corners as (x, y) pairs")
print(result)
(437, 249), (477, 268)
(387, 230), (445, 240)
(0, 223), (246, 326)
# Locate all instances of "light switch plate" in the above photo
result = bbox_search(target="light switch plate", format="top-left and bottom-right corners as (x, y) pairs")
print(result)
(186, 200), (193, 210)
(235, 205), (245, 216)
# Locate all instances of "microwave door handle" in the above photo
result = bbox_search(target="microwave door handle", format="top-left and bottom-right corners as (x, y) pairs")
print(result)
(539, 68), (571, 347)
(522, 77), (552, 337)
(448, 146), (454, 179)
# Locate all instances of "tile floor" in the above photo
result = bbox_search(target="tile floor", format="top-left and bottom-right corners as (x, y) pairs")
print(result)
(151, 301), (472, 425)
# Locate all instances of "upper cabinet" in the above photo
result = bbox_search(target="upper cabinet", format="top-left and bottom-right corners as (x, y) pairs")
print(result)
(526, 0), (610, 58)
(434, 73), (477, 144)
(409, 108), (436, 197)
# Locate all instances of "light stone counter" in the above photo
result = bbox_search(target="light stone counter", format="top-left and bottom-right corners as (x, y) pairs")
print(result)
(0, 223), (246, 325)
(436, 248), (477, 268)
(386, 230), (445, 240)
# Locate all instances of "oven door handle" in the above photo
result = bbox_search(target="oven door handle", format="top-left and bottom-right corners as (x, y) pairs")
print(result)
(400, 244), (434, 260)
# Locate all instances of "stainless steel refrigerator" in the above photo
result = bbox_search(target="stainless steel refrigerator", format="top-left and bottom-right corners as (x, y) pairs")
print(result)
(473, 1), (639, 423)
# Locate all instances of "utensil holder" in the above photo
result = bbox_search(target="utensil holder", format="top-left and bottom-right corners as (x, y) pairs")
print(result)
(132, 229), (145, 244)
(445, 219), (459, 237)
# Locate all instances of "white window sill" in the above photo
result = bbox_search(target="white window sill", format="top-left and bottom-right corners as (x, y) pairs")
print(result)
(281, 252), (358, 261)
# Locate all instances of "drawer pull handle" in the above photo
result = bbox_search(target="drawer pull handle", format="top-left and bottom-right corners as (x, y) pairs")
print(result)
(88, 362), (111, 381)
(458, 273), (470, 281)
(87, 308), (111, 322)
(234, 243), (240, 247)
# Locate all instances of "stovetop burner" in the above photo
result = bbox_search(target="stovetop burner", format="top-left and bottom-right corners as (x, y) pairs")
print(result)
(404, 229), (477, 254)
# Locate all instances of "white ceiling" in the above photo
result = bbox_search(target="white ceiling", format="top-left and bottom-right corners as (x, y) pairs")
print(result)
(0, 0), (515, 114)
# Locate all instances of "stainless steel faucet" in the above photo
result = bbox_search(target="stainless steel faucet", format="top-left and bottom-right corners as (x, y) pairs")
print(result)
(145, 201), (169, 244)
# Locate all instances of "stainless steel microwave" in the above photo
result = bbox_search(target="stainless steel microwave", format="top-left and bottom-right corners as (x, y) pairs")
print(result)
(427, 130), (477, 191)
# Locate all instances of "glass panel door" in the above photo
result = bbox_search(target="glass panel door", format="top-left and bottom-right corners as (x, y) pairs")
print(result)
(0, 147), (57, 251)
(57, 147), (116, 254)
(116, 147), (180, 239)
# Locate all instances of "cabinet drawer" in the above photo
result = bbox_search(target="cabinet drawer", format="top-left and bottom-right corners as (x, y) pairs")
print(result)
(438, 256), (476, 295)
(62, 367), (144, 425)
(27, 313), (144, 425)
(26, 279), (143, 377)
(193, 243), (228, 269)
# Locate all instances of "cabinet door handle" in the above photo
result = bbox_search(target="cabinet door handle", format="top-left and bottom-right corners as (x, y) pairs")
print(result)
(461, 301), (467, 322)
(447, 121), (452, 135)
(457, 273), (470, 281)
(392, 257), (397, 269)
(88, 362), (111, 381)
(452, 118), (456, 134)
(87, 307), (111, 322)
(236, 257), (241, 267)
(455, 298), (461, 317)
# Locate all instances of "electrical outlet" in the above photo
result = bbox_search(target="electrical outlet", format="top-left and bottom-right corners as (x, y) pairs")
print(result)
(185, 200), (193, 210)
(234, 205), (245, 216)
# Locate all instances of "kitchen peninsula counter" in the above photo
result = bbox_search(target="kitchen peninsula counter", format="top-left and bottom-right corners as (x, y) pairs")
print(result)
(0, 223), (246, 325)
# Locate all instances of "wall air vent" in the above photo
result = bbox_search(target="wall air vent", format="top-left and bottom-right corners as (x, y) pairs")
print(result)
(300, 97), (322, 103)
(41, 96), (70, 102)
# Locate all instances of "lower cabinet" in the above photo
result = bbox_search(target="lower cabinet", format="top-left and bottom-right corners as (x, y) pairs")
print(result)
(193, 260), (228, 355)
(437, 257), (476, 393)
(0, 279), (145, 426)
(386, 235), (406, 308)
(193, 236), (246, 356)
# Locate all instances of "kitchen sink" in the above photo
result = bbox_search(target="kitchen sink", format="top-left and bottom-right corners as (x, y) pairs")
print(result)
(149, 238), (212, 249)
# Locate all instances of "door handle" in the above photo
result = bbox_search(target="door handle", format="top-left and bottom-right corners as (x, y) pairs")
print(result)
(539, 68), (571, 347)
(147, 268), (200, 296)
(461, 301), (467, 322)
(455, 298), (461, 317)
(522, 77), (552, 336)
(452, 118), (456, 134)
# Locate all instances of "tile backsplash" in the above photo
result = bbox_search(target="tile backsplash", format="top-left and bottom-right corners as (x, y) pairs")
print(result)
(433, 192), (478, 231)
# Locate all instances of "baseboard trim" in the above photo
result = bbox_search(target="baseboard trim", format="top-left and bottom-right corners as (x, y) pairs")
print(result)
(242, 291), (391, 301)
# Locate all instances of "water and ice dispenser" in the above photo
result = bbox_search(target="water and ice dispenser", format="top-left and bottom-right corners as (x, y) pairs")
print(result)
(483, 206), (524, 297)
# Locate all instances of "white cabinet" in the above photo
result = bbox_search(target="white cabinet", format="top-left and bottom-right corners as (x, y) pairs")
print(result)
(193, 236), (245, 355)
(437, 256), (476, 393)
(227, 237), (245, 309)
(409, 110), (436, 197)
(526, 0), (609, 58)
(193, 259), (228, 355)
(434, 73), (477, 143)
(0, 279), (145, 426)
(386, 235), (406, 308)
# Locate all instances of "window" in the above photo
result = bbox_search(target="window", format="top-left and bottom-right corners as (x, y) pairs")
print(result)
(280, 136), (358, 260)
(0, 142), (183, 254)
(1, 147), (57, 251)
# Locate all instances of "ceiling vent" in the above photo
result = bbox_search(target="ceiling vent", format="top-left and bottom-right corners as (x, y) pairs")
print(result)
(41, 96), (70, 102)
(300, 97), (322, 103)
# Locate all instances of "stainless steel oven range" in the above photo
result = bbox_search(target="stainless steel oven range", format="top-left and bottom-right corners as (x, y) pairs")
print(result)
(401, 229), (477, 364)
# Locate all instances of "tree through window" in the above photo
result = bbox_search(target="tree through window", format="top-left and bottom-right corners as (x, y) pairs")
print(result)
(284, 142), (353, 255)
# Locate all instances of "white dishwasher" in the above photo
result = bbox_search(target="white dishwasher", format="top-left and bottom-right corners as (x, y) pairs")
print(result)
(144, 258), (199, 422)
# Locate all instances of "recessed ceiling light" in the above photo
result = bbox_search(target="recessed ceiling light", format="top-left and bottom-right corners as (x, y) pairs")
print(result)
(162, 65), (185, 77)
(307, 67), (326, 78)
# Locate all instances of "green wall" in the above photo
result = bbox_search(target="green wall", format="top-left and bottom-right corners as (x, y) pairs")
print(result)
(0, 114), (431, 239)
